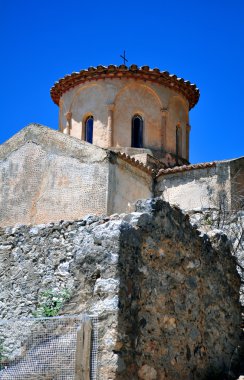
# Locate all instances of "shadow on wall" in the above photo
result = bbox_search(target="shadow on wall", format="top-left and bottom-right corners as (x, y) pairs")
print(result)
(114, 199), (241, 380)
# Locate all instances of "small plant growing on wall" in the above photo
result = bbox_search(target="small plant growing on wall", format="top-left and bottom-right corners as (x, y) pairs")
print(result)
(203, 213), (213, 226)
(33, 288), (71, 317)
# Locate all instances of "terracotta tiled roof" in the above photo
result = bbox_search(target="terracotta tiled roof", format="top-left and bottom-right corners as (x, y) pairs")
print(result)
(116, 152), (157, 176)
(50, 64), (200, 109)
(156, 162), (216, 178)
(113, 152), (216, 178)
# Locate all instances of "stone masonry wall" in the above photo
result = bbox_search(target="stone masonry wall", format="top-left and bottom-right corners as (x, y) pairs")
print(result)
(0, 125), (109, 227)
(0, 199), (241, 379)
(189, 208), (244, 303)
(0, 214), (122, 379)
(126, 200), (241, 379)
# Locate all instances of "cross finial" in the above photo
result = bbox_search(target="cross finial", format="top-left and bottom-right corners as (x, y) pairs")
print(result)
(120, 50), (128, 65)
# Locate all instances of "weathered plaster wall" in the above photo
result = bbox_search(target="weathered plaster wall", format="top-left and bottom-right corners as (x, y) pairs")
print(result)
(156, 163), (232, 210)
(0, 125), (109, 227)
(107, 155), (153, 215)
(60, 78), (190, 159)
(0, 125), (157, 228)
(156, 158), (244, 211)
(0, 199), (241, 379)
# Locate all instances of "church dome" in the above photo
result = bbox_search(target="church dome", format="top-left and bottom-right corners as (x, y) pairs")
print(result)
(51, 65), (199, 163)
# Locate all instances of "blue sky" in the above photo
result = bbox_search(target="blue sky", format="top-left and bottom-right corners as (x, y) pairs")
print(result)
(1, 0), (243, 163)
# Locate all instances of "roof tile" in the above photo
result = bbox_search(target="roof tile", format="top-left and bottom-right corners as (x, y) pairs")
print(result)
(157, 162), (216, 178)
(50, 64), (200, 109)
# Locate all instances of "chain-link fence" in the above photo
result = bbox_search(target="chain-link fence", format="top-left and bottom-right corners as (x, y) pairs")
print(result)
(0, 315), (98, 380)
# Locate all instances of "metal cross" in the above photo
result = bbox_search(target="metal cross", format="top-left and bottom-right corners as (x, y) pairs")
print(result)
(120, 50), (128, 65)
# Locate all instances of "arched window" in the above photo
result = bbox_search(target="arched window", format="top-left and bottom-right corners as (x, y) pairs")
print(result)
(186, 124), (190, 161)
(132, 115), (143, 148)
(176, 124), (182, 159)
(85, 116), (93, 143)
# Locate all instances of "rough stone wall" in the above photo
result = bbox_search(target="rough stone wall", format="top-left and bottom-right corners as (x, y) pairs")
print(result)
(229, 157), (244, 209)
(189, 208), (244, 303)
(187, 206), (244, 376)
(118, 200), (241, 380)
(0, 214), (122, 378)
(0, 199), (241, 379)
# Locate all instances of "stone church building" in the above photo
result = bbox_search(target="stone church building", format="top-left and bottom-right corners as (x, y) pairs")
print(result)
(0, 64), (243, 227)
(51, 64), (198, 164)
(0, 64), (243, 380)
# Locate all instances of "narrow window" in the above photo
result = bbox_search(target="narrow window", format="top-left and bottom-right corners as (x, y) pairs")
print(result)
(85, 116), (93, 143)
(186, 124), (190, 161)
(176, 124), (182, 160)
(132, 115), (143, 148)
